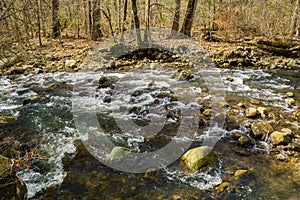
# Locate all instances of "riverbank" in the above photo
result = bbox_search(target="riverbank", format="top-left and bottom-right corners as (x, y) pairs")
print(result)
(1, 37), (299, 78)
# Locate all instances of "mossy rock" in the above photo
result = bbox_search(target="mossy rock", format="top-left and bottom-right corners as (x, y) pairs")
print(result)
(180, 146), (217, 171)
(270, 131), (291, 146)
(0, 116), (19, 124)
(108, 146), (137, 161)
(177, 70), (194, 81)
(0, 155), (27, 200)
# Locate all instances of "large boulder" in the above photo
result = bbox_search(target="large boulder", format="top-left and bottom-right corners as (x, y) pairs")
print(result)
(0, 155), (27, 200)
(180, 146), (217, 171)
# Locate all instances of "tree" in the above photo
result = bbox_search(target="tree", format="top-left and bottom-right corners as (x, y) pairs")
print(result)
(180, 0), (197, 36)
(91, 0), (103, 40)
(143, 0), (151, 45)
(290, 0), (300, 37)
(52, 0), (60, 38)
(171, 0), (181, 33)
(131, 0), (142, 46)
(120, 0), (128, 42)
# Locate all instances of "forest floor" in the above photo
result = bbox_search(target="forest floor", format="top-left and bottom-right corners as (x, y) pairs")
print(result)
(0, 36), (299, 78)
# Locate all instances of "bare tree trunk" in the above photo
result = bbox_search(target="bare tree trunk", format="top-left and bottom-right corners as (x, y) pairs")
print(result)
(52, 0), (60, 38)
(290, 0), (300, 36)
(37, 0), (42, 46)
(91, 0), (103, 40)
(180, 0), (197, 36)
(143, 0), (151, 45)
(88, 0), (92, 37)
(120, 0), (128, 42)
(102, 7), (114, 37)
(131, 0), (142, 46)
(171, 0), (181, 32)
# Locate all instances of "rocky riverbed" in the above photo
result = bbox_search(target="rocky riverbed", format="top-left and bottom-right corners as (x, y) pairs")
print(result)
(0, 37), (299, 199)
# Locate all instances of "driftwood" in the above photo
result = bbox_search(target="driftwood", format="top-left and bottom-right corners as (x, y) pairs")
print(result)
(256, 40), (300, 58)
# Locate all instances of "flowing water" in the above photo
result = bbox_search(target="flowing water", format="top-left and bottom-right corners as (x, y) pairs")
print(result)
(0, 68), (299, 199)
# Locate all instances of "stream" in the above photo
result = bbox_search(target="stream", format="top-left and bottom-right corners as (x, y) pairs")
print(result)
(0, 66), (299, 199)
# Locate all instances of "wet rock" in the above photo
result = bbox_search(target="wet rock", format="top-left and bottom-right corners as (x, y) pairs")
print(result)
(226, 77), (234, 82)
(218, 101), (229, 108)
(234, 169), (249, 178)
(237, 102), (246, 108)
(232, 131), (242, 140)
(172, 194), (181, 200)
(274, 153), (288, 161)
(238, 135), (251, 147)
(109, 146), (137, 161)
(203, 109), (212, 116)
(290, 141), (300, 152)
(285, 98), (295, 106)
(98, 76), (118, 89)
(250, 99), (261, 105)
(0, 115), (19, 124)
(270, 131), (291, 146)
(286, 92), (294, 97)
(0, 155), (27, 200)
(215, 182), (230, 193)
(257, 107), (267, 119)
(245, 107), (257, 118)
(180, 146), (217, 171)
(22, 94), (45, 105)
(251, 123), (274, 140)
(177, 70), (194, 81)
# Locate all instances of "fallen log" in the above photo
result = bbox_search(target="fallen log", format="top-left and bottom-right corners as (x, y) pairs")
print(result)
(256, 40), (299, 58)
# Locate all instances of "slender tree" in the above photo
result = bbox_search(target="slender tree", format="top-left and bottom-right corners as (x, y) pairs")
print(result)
(171, 0), (181, 32)
(143, 0), (151, 45)
(290, 0), (300, 36)
(180, 0), (197, 36)
(131, 0), (142, 46)
(52, 0), (60, 38)
(91, 0), (103, 40)
(120, 0), (128, 42)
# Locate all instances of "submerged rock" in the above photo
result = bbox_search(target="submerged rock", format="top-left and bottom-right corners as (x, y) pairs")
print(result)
(0, 115), (19, 124)
(0, 155), (27, 200)
(234, 169), (249, 178)
(215, 182), (230, 193)
(180, 146), (217, 171)
(238, 135), (251, 147)
(251, 123), (274, 140)
(22, 94), (45, 105)
(270, 131), (291, 146)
